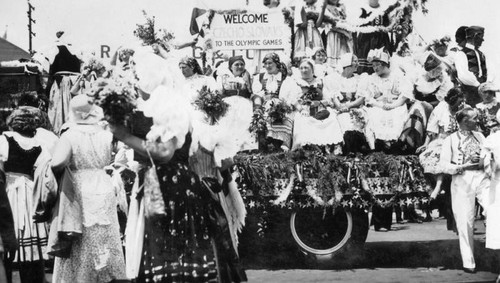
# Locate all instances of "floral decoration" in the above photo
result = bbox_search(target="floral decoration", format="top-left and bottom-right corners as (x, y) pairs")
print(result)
(193, 85), (229, 125)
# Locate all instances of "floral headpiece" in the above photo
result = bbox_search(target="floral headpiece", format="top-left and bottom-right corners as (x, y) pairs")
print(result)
(367, 48), (390, 64)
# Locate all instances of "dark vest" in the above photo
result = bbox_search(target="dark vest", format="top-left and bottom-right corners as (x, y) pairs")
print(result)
(3, 135), (42, 177)
(259, 72), (285, 100)
(462, 46), (487, 83)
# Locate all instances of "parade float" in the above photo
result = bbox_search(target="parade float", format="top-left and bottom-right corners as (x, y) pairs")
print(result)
(0, 37), (43, 113)
(185, 0), (432, 264)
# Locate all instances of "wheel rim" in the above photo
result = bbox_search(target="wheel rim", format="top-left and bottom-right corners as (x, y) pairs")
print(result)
(290, 208), (353, 255)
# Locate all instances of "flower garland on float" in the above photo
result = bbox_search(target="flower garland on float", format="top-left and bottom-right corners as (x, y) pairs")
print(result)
(235, 150), (429, 211)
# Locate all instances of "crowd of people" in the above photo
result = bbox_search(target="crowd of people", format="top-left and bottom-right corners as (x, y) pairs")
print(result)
(0, 1), (500, 282)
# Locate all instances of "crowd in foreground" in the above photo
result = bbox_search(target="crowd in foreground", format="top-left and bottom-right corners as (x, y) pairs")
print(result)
(0, 20), (500, 283)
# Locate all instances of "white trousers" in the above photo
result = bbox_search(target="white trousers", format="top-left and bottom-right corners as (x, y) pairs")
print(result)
(451, 170), (490, 269)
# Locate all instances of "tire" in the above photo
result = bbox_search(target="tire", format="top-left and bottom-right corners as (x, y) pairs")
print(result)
(290, 207), (369, 260)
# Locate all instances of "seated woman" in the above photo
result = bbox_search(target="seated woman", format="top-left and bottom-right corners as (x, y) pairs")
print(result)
(179, 56), (218, 103)
(217, 56), (258, 151)
(413, 53), (453, 108)
(359, 48), (413, 152)
(397, 53), (452, 154)
(252, 53), (292, 151)
(280, 58), (343, 153)
(325, 53), (371, 153)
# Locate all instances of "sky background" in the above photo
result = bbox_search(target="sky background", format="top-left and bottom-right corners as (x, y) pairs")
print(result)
(1, 0), (499, 68)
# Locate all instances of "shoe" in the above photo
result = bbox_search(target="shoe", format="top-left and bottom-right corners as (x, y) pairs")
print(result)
(463, 267), (476, 274)
(496, 274), (500, 283)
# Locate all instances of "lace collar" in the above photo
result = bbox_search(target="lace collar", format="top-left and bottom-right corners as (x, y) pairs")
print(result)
(295, 77), (322, 88)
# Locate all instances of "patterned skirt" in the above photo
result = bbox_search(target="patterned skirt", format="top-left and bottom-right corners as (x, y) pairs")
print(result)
(138, 162), (218, 283)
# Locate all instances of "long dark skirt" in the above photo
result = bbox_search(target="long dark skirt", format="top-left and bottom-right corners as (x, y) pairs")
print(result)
(138, 163), (217, 283)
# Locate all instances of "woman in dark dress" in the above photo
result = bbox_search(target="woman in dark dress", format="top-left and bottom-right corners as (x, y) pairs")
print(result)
(111, 79), (243, 282)
(0, 109), (48, 283)
(354, 0), (396, 74)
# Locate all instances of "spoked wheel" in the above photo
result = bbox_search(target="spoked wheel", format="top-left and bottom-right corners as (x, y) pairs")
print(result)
(290, 207), (368, 260)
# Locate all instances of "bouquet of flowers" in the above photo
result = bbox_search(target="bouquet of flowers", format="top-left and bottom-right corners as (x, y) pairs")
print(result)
(267, 100), (293, 124)
(194, 85), (229, 125)
(134, 10), (175, 52)
(249, 108), (267, 135)
(82, 58), (106, 75)
(301, 86), (321, 103)
(88, 76), (138, 125)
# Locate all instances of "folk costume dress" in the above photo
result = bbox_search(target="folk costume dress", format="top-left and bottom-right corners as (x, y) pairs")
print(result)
(413, 68), (453, 106)
(293, 1), (326, 57)
(252, 71), (293, 149)
(418, 101), (459, 174)
(52, 125), (126, 282)
(46, 45), (81, 134)
(324, 72), (372, 151)
(134, 86), (223, 283)
(360, 70), (413, 142)
(440, 130), (489, 270)
(324, 3), (353, 66)
(0, 132), (48, 264)
(217, 70), (258, 152)
(354, 3), (394, 74)
(280, 76), (343, 150)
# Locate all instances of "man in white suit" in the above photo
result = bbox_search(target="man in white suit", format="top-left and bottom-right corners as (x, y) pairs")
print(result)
(439, 106), (489, 273)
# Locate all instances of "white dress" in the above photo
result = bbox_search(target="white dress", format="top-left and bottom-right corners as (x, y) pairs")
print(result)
(217, 71), (258, 151)
(483, 132), (500, 249)
(280, 77), (343, 150)
(359, 71), (413, 141)
(53, 125), (125, 283)
(182, 73), (219, 104)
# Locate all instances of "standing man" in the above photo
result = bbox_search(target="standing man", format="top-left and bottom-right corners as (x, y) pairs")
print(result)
(455, 26), (488, 107)
(440, 107), (489, 273)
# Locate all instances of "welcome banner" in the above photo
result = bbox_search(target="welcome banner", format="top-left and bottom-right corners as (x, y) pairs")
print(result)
(211, 10), (289, 50)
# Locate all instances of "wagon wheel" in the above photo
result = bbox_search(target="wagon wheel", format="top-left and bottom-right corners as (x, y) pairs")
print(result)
(290, 206), (369, 260)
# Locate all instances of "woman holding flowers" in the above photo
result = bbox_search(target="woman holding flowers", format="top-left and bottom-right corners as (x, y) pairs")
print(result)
(179, 56), (218, 103)
(280, 58), (343, 153)
(252, 53), (293, 151)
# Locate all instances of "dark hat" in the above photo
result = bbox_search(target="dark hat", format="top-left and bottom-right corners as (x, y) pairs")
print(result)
(228, 56), (245, 68)
(466, 26), (484, 38)
(424, 53), (442, 72)
(455, 26), (468, 42)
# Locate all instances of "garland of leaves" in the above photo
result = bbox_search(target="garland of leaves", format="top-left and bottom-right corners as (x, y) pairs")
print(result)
(249, 108), (268, 135)
(235, 150), (429, 210)
(134, 10), (175, 52)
